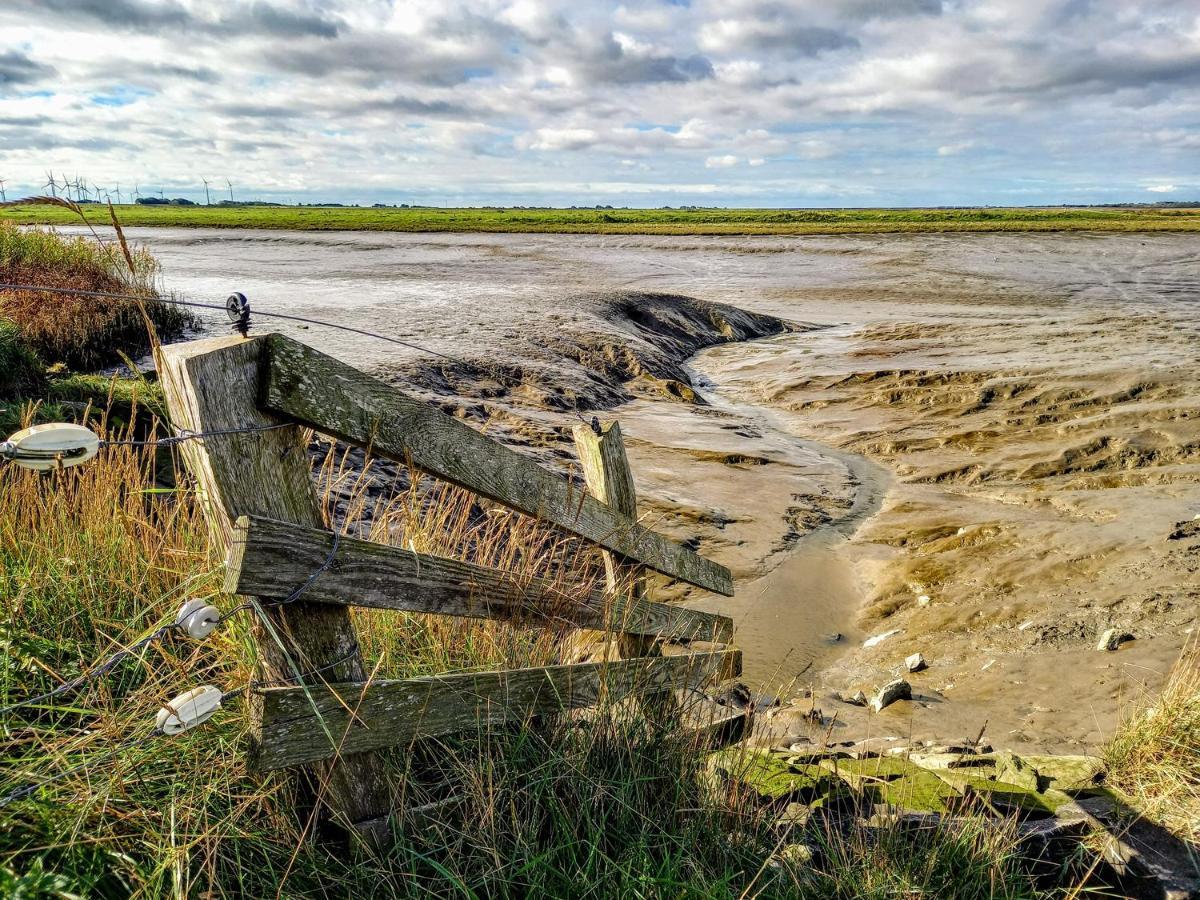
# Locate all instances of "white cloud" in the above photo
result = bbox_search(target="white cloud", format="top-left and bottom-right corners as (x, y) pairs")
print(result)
(937, 140), (976, 156)
(0, 0), (1195, 205)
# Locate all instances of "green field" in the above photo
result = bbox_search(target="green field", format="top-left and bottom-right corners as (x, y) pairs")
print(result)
(3, 203), (1199, 234)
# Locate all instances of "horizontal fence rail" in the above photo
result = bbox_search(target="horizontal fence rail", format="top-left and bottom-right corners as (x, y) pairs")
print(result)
(261, 334), (734, 596)
(227, 515), (734, 644)
(252, 648), (742, 771)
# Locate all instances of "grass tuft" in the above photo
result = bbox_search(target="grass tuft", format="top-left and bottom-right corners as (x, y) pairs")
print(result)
(0, 221), (194, 370)
(1104, 637), (1200, 844)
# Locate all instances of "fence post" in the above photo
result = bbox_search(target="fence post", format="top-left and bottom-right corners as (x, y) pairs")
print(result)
(156, 335), (393, 849)
(571, 421), (658, 661)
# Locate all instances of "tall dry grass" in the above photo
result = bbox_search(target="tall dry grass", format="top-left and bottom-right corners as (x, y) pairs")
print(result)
(0, 216), (193, 371)
(1104, 637), (1200, 844)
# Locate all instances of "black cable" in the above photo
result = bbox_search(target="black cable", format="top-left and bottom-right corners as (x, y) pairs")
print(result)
(0, 728), (164, 809)
(0, 624), (180, 717)
(0, 528), (339, 718)
(100, 423), (291, 449)
(0, 282), (464, 365)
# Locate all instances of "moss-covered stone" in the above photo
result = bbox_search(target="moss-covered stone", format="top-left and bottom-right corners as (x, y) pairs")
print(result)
(820, 756), (960, 813)
(710, 749), (852, 806)
(1020, 755), (1105, 792)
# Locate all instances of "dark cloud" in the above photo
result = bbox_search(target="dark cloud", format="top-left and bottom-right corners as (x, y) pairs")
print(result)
(836, 0), (942, 19)
(261, 38), (483, 87)
(0, 115), (49, 127)
(354, 95), (483, 118)
(576, 33), (714, 83)
(16, 0), (342, 39)
(216, 102), (297, 120)
(0, 130), (132, 151)
(85, 61), (221, 86)
(0, 50), (56, 86)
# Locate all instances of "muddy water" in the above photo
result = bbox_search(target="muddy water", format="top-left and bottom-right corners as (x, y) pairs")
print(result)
(69, 227), (1200, 751)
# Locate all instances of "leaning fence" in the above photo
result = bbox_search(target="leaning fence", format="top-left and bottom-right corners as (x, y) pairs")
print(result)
(151, 331), (741, 847)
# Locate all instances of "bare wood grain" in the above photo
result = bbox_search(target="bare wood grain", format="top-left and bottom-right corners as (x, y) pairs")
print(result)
(226, 515), (733, 643)
(156, 335), (392, 843)
(572, 420), (656, 660)
(260, 334), (733, 596)
(253, 649), (742, 771)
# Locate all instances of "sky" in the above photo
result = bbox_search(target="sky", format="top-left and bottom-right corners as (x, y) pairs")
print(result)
(0, 0), (1197, 207)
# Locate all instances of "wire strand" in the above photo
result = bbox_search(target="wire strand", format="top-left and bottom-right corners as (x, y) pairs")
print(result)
(0, 282), (464, 365)
(0, 624), (179, 717)
(0, 729), (164, 809)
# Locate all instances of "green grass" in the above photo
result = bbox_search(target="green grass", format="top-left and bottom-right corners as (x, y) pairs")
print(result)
(0, 419), (1083, 898)
(2, 203), (1199, 235)
(0, 319), (45, 400)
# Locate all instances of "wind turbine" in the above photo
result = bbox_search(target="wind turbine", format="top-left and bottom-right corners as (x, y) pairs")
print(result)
(0, 178), (6, 201)
(114, 183), (122, 204)
(44, 171), (57, 198)
(226, 178), (233, 202)
(201, 177), (211, 206)
(132, 183), (140, 201)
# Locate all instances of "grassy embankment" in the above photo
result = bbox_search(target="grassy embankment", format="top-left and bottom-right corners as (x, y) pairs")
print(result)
(0, 222), (1195, 896)
(2, 203), (1200, 235)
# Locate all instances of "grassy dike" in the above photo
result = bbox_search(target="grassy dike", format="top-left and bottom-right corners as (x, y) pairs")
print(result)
(2, 202), (1199, 235)
(1, 223), (1196, 897)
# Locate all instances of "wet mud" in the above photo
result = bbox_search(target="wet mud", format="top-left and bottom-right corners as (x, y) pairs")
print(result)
(82, 226), (1200, 755)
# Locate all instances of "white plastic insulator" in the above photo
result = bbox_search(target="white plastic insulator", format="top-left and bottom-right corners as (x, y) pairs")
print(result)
(4, 423), (100, 471)
(175, 598), (221, 640)
(156, 685), (223, 736)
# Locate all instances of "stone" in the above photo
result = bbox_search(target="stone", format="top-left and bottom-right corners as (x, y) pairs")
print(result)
(769, 843), (814, 869)
(917, 594), (932, 607)
(907, 752), (994, 770)
(827, 757), (960, 813)
(839, 689), (868, 706)
(870, 679), (912, 712)
(712, 681), (753, 708)
(1019, 755), (1105, 791)
(992, 751), (1040, 791)
(775, 803), (812, 828)
(709, 749), (847, 804)
(905, 652), (928, 672)
(1096, 628), (1133, 651)
(823, 632), (844, 643)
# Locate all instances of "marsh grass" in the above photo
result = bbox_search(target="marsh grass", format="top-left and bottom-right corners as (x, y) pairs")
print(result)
(0, 218), (193, 371)
(0, 411), (1079, 897)
(3, 203), (1199, 236)
(1104, 637), (1200, 845)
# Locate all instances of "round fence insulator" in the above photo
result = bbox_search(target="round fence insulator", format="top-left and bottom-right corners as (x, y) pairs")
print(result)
(156, 685), (223, 735)
(175, 598), (221, 640)
(3, 423), (100, 471)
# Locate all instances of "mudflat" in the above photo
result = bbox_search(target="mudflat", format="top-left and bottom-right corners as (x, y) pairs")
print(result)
(110, 227), (1199, 755)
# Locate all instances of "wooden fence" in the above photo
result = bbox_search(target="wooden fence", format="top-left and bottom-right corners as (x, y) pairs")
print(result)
(158, 333), (740, 848)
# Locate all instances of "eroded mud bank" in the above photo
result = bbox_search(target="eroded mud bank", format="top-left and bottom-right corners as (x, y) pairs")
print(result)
(106, 227), (1200, 754)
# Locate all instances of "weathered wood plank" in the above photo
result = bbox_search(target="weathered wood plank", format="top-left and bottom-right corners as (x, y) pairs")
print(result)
(260, 334), (734, 596)
(571, 420), (656, 660)
(226, 515), (733, 643)
(253, 649), (742, 771)
(156, 335), (392, 844)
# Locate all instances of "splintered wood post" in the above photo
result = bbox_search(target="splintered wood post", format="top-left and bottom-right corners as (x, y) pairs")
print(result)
(155, 334), (392, 850)
(571, 420), (658, 661)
